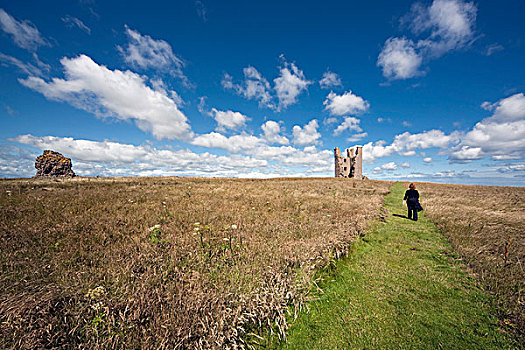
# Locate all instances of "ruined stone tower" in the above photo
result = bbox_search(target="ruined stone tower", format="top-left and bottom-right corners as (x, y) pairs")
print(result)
(334, 146), (363, 179)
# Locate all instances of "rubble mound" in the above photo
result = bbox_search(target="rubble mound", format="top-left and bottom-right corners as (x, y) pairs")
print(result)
(35, 150), (76, 177)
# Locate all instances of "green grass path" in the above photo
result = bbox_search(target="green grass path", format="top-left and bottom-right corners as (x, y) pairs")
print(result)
(280, 183), (513, 349)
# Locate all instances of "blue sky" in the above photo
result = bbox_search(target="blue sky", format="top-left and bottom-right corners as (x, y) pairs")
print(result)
(0, 0), (524, 185)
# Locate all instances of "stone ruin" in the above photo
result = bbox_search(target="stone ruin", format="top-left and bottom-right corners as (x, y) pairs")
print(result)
(35, 150), (76, 178)
(334, 146), (363, 179)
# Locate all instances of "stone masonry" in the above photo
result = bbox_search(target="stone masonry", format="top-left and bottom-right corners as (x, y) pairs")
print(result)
(334, 146), (363, 179)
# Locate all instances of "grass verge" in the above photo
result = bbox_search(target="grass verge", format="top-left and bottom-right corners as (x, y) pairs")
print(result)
(279, 182), (517, 349)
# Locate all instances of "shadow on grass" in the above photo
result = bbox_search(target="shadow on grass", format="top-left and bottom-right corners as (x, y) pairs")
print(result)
(392, 213), (409, 219)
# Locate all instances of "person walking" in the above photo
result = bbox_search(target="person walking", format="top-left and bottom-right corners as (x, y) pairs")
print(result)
(403, 183), (420, 221)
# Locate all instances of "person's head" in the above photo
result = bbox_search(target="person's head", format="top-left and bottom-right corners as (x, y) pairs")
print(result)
(409, 183), (416, 190)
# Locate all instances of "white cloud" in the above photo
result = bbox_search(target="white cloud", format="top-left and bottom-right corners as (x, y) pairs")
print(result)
(347, 132), (368, 142)
(319, 70), (342, 89)
(261, 120), (289, 145)
(223, 57), (311, 111)
(485, 43), (503, 56)
(450, 145), (483, 161)
(62, 15), (91, 35)
(402, 120), (412, 127)
(19, 54), (193, 141)
(12, 134), (268, 177)
(292, 119), (321, 146)
(191, 132), (265, 153)
(362, 129), (458, 163)
(400, 162), (411, 167)
(423, 157), (432, 162)
(274, 58), (311, 110)
(377, 37), (423, 80)
(210, 108), (249, 132)
(333, 116), (362, 136)
(0, 9), (48, 51)
(489, 93), (525, 123)
(323, 117), (338, 125)
(450, 93), (525, 162)
(222, 67), (273, 109)
(410, 0), (477, 57)
(378, 0), (477, 80)
(403, 150), (416, 156)
(119, 26), (187, 84)
(381, 162), (397, 170)
(0, 52), (44, 76)
(324, 90), (370, 116)
(394, 129), (456, 150)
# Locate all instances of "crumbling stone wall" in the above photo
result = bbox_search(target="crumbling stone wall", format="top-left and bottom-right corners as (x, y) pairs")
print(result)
(334, 146), (363, 179)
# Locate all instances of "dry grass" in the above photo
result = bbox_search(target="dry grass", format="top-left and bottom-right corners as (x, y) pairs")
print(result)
(0, 176), (389, 349)
(415, 182), (525, 337)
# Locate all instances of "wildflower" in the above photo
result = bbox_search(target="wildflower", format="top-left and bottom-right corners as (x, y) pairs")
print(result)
(223, 238), (230, 241)
(231, 224), (238, 229)
(91, 301), (103, 311)
(149, 224), (161, 232)
(85, 286), (106, 299)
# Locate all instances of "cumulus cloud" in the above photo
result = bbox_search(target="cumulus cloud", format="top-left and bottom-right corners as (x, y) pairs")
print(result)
(62, 15), (91, 35)
(377, 37), (423, 80)
(191, 132), (265, 153)
(382, 162), (398, 170)
(362, 93), (525, 164)
(12, 134), (267, 177)
(19, 54), (193, 141)
(261, 120), (289, 145)
(333, 117), (362, 136)
(189, 129), (331, 174)
(324, 91), (370, 116)
(0, 9), (49, 51)
(378, 0), (477, 80)
(450, 93), (525, 162)
(423, 157), (433, 162)
(274, 58), (312, 110)
(222, 67), (273, 109)
(223, 57), (310, 111)
(209, 108), (249, 132)
(118, 26), (188, 84)
(362, 129), (458, 163)
(319, 70), (342, 89)
(292, 119), (321, 146)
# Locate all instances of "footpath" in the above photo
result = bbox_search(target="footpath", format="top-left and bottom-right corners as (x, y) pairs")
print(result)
(280, 183), (514, 349)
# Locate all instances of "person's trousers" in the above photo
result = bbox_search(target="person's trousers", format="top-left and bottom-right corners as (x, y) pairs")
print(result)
(408, 206), (418, 221)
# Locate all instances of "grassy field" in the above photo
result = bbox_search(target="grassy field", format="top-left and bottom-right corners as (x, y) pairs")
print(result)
(280, 183), (516, 349)
(418, 182), (525, 337)
(0, 176), (389, 349)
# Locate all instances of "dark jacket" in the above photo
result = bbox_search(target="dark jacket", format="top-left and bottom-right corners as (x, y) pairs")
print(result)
(403, 189), (419, 207)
